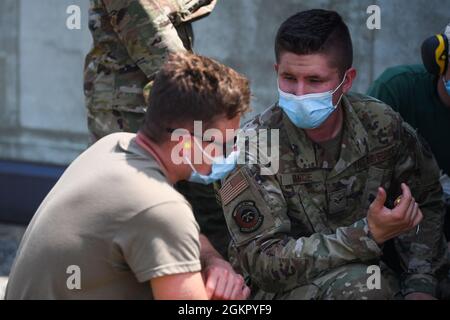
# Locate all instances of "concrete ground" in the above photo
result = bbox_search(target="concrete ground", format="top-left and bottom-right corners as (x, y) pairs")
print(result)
(0, 223), (27, 299)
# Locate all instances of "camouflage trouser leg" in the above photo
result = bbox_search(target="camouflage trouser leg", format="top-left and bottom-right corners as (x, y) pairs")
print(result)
(253, 263), (400, 300)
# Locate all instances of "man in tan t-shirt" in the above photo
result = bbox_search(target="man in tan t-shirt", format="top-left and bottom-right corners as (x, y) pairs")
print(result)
(5, 53), (251, 300)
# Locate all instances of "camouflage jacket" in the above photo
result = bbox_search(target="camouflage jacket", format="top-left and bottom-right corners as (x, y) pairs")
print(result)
(219, 93), (448, 297)
(84, 0), (216, 113)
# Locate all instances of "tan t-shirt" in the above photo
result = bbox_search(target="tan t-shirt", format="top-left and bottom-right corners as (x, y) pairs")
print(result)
(5, 133), (201, 300)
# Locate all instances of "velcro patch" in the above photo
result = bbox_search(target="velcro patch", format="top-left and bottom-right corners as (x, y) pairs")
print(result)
(232, 201), (264, 233)
(354, 145), (396, 171)
(328, 189), (347, 215)
(219, 171), (249, 206)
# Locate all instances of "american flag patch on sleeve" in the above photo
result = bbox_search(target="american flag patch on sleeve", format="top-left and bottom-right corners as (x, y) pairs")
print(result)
(219, 171), (249, 206)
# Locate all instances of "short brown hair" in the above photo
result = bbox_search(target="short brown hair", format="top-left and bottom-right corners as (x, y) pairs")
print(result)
(142, 52), (251, 142)
(275, 10), (353, 76)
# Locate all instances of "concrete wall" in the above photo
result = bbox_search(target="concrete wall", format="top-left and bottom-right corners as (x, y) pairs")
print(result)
(0, 0), (449, 165)
(193, 0), (450, 120)
(0, 0), (91, 166)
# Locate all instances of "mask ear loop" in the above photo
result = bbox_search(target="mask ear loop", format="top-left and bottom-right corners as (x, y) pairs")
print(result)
(182, 137), (198, 174)
(184, 134), (236, 175)
(193, 134), (240, 164)
(331, 72), (348, 108)
(191, 136), (216, 164)
(185, 156), (200, 175)
(183, 144), (213, 176)
(331, 72), (348, 94)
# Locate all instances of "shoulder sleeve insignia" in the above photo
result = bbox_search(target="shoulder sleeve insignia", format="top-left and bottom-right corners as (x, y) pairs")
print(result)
(232, 201), (264, 233)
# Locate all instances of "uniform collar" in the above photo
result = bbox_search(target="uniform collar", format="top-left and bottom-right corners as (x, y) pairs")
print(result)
(118, 133), (149, 159)
(117, 133), (169, 181)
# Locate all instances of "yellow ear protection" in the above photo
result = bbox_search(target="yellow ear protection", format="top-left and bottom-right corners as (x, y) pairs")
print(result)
(421, 33), (449, 76)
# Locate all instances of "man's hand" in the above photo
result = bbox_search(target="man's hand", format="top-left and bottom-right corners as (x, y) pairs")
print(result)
(367, 183), (423, 245)
(202, 256), (251, 300)
(404, 292), (437, 300)
(199, 234), (250, 300)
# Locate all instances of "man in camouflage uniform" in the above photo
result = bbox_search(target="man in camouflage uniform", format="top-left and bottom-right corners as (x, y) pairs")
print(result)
(219, 10), (449, 300)
(83, 0), (244, 299)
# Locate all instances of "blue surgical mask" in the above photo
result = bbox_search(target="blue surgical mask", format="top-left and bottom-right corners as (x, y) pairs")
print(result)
(443, 76), (450, 96)
(185, 138), (239, 185)
(278, 74), (347, 129)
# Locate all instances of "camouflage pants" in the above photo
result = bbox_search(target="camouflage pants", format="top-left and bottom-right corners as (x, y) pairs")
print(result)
(253, 263), (400, 300)
(87, 109), (230, 258)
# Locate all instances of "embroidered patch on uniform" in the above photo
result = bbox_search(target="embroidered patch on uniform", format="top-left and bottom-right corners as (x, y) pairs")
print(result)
(328, 189), (347, 215)
(233, 201), (264, 233)
(354, 145), (397, 171)
(219, 172), (249, 206)
(279, 173), (314, 186)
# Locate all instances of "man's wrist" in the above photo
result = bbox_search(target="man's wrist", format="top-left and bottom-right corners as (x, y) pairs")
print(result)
(366, 226), (384, 246)
(201, 252), (223, 268)
(366, 216), (386, 246)
(360, 218), (384, 251)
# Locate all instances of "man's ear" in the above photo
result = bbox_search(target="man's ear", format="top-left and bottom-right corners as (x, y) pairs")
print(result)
(274, 63), (279, 73)
(180, 134), (193, 157)
(168, 130), (192, 158)
(342, 67), (357, 94)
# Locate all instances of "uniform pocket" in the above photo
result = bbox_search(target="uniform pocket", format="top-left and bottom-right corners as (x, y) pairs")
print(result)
(362, 166), (386, 210)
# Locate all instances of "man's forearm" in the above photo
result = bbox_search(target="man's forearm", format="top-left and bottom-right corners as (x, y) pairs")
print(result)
(199, 234), (225, 267)
(237, 218), (382, 293)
